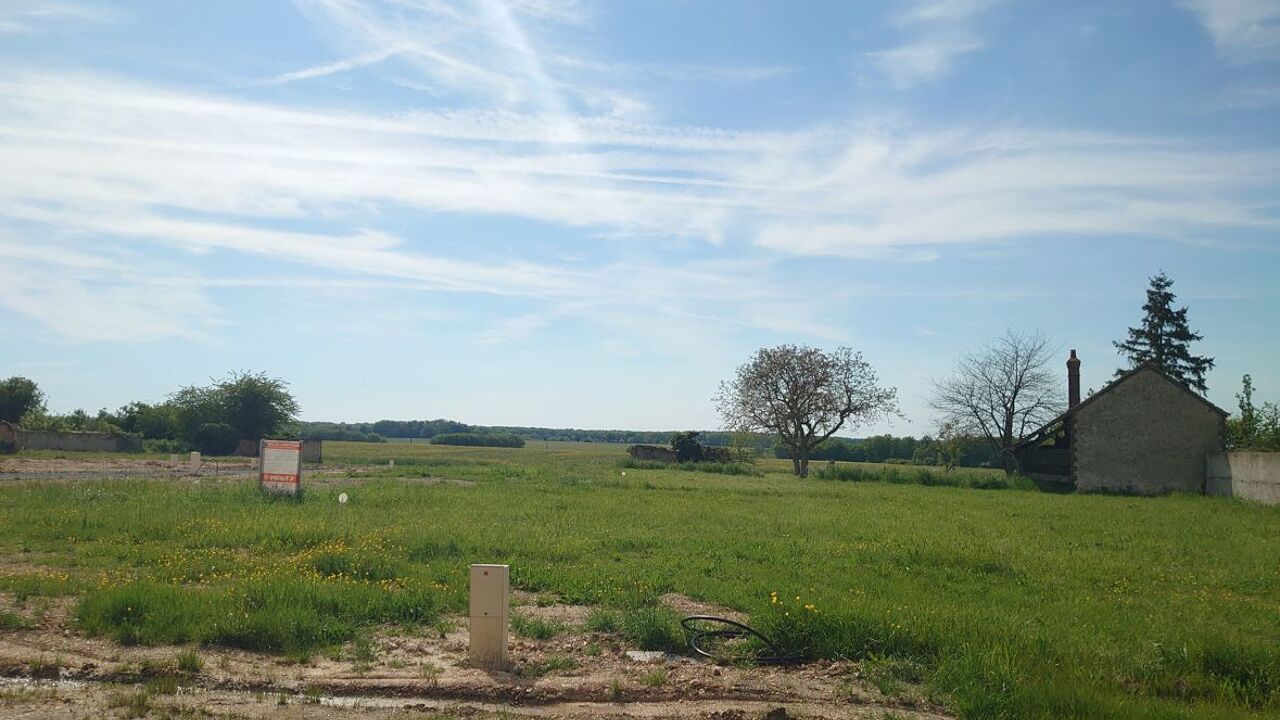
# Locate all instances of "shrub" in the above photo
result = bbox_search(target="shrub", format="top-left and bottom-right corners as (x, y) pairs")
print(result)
(144, 438), (189, 454)
(192, 423), (240, 456)
(670, 431), (705, 462)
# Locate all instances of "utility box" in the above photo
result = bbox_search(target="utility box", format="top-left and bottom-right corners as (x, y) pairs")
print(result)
(469, 564), (509, 669)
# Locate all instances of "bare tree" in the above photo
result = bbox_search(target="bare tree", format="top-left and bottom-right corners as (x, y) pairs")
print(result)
(929, 329), (1063, 474)
(715, 345), (898, 477)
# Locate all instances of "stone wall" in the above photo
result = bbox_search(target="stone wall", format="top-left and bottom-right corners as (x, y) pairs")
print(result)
(1074, 369), (1223, 494)
(1206, 452), (1280, 505)
(10, 428), (143, 453)
(627, 445), (678, 463)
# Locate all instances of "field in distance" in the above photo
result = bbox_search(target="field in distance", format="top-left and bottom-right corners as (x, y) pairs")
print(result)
(0, 440), (1276, 719)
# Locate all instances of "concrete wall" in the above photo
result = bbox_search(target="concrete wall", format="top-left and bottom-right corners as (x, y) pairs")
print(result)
(12, 428), (143, 453)
(1207, 452), (1280, 505)
(1074, 368), (1223, 494)
(628, 444), (678, 463)
(231, 438), (322, 463)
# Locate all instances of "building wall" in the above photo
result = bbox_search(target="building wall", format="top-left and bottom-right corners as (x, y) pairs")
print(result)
(1074, 369), (1223, 494)
(1206, 452), (1280, 505)
(13, 429), (143, 453)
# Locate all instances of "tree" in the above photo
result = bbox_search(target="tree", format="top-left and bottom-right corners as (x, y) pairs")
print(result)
(670, 431), (705, 462)
(1227, 374), (1280, 450)
(193, 422), (239, 455)
(169, 372), (299, 445)
(930, 329), (1063, 475)
(0, 376), (45, 424)
(217, 372), (299, 441)
(715, 345), (898, 477)
(1114, 271), (1215, 394)
(932, 421), (965, 473)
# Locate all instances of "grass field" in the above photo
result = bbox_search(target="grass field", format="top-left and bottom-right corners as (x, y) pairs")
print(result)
(1, 440), (1277, 719)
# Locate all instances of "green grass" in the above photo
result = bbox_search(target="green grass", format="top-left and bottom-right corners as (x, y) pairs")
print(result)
(0, 441), (1277, 719)
(510, 612), (566, 640)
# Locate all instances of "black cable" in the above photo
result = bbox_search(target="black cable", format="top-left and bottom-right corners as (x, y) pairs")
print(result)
(680, 615), (805, 665)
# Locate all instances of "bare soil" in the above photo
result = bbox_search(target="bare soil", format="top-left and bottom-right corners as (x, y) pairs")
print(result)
(0, 593), (951, 720)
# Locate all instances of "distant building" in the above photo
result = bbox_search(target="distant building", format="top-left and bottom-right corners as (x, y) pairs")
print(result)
(1015, 351), (1226, 495)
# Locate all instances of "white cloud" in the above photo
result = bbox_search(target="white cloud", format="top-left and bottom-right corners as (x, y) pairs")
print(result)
(1180, 0), (1280, 62)
(867, 0), (1007, 87)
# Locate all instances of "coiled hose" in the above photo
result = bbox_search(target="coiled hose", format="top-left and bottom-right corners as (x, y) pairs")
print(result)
(681, 615), (805, 665)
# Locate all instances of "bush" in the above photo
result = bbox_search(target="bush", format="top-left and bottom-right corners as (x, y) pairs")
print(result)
(670, 431), (705, 462)
(144, 438), (189, 454)
(429, 432), (525, 448)
(192, 423), (240, 456)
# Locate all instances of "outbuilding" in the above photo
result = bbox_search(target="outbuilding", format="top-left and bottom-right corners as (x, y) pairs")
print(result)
(1015, 351), (1227, 494)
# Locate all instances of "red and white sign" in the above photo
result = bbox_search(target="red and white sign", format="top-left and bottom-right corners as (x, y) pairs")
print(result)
(259, 439), (302, 496)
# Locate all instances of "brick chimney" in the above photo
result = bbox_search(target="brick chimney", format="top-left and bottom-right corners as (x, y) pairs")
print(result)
(1067, 349), (1081, 409)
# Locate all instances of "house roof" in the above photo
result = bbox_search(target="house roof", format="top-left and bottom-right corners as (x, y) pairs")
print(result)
(1015, 361), (1227, 450)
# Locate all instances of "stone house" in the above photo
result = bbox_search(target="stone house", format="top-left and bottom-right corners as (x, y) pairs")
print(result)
(1014, 351), (1227, 495)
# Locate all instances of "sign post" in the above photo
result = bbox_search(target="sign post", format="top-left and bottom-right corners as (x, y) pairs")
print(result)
(259, 439), (302, 497)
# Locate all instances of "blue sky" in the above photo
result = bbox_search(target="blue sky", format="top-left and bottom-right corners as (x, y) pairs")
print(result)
(1, 0), (1277, 435)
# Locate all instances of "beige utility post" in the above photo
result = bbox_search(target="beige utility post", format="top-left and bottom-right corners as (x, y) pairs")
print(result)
(469, 564), (509, 669)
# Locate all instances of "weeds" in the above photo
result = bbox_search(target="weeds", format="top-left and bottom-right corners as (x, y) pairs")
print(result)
(639, 666), (668, 686)
(510, 613), (565, 640)
(619, 607), (683, 652)
(107, 688), (152, 718)
(518, 654), (577, 678)
(418, 661), (444, 685)
(0, 610), (30, 630)
(176, 649), (202, 674)
(584, 607), (620, 633)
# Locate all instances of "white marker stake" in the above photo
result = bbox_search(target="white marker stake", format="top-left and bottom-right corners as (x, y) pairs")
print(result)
(469, 564), (509, 669)
(188, 452), (201, 473)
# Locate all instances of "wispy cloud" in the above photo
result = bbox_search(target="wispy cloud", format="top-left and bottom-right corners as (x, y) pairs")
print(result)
(867, 0), (1007, 87)
(260, 47), (403, 85)
(1180, 0), (1280, 62)
(1, 1), (1278, 345)
(0, 1), (119, 34)
(1, 66), (1276, 342)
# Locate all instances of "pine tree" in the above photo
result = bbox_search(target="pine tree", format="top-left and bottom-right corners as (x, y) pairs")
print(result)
(1114, 271), (1215, 393)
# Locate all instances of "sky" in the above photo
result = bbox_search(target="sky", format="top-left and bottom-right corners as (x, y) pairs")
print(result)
(1, 0), (1278, 436)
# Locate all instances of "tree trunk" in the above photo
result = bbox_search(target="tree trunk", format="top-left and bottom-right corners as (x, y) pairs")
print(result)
(799, 456), (809, 477)
(791, 456), (802, 476)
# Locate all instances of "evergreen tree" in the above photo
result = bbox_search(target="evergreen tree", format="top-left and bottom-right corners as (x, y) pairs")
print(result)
(1114, 271), (1214, 393)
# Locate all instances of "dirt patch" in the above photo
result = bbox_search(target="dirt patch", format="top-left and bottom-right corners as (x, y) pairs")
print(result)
(659, 593), (748, 624)
(0, 602), (950, 720)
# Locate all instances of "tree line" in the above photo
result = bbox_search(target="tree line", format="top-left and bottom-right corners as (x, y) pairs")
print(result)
(0, 372), (298, 456)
